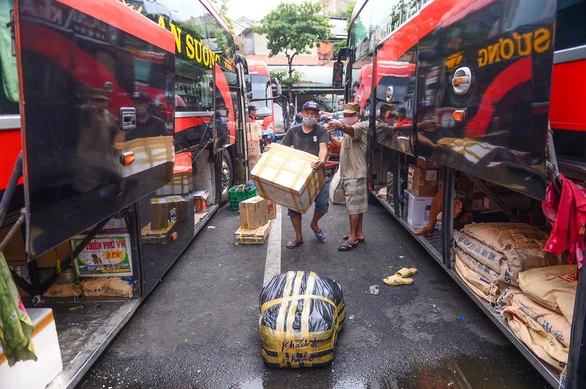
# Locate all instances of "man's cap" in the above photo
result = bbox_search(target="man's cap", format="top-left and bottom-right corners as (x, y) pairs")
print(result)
(294, 113), (303, 122)
(89, 88), (109, 101)
(132, 91), (150, 101)
(342, 102), (360, 114)
(380, 103), (397, 116)
(248, 105), (257, 112)
(302, 101), (320, 111)
(319, 114), (331, 124)
(398, 106), (407, 114)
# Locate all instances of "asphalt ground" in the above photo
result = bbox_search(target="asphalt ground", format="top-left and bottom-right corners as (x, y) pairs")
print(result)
(77, 199), (552, 389)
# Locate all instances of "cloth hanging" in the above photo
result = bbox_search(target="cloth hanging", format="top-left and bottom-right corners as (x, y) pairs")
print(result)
(0, 252), (37, 366)
(542, 173), (586, 269)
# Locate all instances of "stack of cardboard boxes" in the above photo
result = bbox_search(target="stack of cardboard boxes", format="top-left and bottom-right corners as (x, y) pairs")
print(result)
(235, 196), (276, 244)
(405, 157), (440, 229)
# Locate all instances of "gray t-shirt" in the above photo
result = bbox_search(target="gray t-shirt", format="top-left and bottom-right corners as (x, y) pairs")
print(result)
(281, 124), (329, 157)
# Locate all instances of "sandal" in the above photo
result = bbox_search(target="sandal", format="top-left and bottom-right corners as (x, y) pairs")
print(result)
(338, 240), (358, 251)
(312, 227), (327, 241)
(343, 235), (365, 242)
(286, 240), (303, 249)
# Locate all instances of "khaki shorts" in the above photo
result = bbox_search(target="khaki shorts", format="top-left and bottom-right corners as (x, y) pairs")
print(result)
(341, 178), (368, 215)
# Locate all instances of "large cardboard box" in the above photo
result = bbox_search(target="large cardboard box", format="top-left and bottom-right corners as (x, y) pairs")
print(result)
(235, 220), (272, 245)
(408, 165), (438, 197)
(416, 156), (441, 170)
(251, 144), (324, 214)
(239, 196), (271, 230)
(406, 190), (434, 229)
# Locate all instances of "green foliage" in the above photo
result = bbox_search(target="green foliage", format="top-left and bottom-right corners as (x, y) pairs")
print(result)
(270, 70), (303, 88)
(211, 0), (235, 34)
(391, 0), (420, 27)
(253, 2), (332, 78)
(332, 2), (355, 58)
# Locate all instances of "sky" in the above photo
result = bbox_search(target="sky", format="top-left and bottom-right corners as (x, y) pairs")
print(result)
(226, 0), (317, 22)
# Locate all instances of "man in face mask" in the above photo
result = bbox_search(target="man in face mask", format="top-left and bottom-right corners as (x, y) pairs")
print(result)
(280, 101), (330, 249)
(126, 91), (166, 141)
(327, 102), (368, 251)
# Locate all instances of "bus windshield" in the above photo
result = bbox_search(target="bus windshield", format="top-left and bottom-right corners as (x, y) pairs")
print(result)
(250, 74), (273, 116)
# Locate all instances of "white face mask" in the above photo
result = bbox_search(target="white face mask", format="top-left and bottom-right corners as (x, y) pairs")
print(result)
(303, 117), (317, 127)
(343, 116), (359, 126)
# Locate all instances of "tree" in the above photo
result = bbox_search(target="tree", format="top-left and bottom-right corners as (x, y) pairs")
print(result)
(253, 2), (332, 80)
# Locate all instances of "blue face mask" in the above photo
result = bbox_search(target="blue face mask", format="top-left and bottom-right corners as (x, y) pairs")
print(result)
(303, 117), (317, 127)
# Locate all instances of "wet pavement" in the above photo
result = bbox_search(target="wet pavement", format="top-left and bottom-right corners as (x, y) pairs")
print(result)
(77, 200), (552, 389)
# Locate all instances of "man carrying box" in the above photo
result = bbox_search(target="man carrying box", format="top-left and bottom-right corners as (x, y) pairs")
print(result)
(279, 101), (330, 249)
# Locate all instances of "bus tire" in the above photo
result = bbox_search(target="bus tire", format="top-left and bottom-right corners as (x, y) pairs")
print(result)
(220, 150), (234, 205)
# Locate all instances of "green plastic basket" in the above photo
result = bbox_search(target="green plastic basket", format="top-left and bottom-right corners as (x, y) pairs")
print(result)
(229, 184), (257, 211)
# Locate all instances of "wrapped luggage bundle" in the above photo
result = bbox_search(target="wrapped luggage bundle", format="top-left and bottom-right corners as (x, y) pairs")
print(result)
(259, 271), (345, 368)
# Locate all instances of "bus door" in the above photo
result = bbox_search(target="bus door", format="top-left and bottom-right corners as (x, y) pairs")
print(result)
(416, 0), (557, 200)
(14, 0), (175, 257)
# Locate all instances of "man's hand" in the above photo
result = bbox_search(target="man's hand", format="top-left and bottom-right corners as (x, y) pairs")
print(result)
(311, 159), (324, 171)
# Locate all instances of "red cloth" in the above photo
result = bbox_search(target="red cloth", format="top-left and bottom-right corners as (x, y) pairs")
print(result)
(542, 173), (586, 269)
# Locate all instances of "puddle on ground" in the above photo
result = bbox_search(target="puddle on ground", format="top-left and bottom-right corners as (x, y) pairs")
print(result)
(387, 355), (553, 389)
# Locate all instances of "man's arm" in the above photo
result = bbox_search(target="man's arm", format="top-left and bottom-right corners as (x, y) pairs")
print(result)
(328, 130), (342, 148)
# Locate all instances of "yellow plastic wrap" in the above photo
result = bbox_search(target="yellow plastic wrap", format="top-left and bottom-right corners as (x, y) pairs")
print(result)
(259, 271), (345, 368)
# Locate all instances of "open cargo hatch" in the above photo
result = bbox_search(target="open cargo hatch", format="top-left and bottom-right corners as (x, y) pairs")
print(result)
(14, 0), (176, 257)
(416, 0), (558, 200)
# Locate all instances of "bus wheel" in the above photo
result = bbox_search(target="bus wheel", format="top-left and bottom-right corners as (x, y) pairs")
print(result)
(220, 150), (234, 205)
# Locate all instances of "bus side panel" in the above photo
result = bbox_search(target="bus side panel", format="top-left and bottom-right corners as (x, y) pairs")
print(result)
(16, 0), (175, 256)
(416, 0), (556, 200)
(551, 58), (586, 160)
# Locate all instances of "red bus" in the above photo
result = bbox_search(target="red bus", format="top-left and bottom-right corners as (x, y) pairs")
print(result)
(0, 1), (251, 387)
(247, 59), (275, 132)
(338, 0), (586, 387)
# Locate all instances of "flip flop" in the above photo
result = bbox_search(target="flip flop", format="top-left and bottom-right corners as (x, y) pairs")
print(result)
(396, 267), (418, 278)
(312, 227), (327, 241)
(338, 240), (358, 251)
(383, 274), (414, 286)
(343, 235), (365, 242)
(286, 240), (303, 249)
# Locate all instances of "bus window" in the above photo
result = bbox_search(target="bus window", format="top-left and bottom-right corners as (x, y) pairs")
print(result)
(0, 0), (19, 114)
(556, 0), (586, 50)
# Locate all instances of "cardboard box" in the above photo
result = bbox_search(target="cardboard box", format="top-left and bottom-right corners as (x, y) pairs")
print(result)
(167, 195), (187, 222)
(408, 165), (438, 197)
(406, 190), (434, 229)
(141, 221), (177, 244)
(1, 226), (69, 268)
(416, 156), (441, 170)
(251, 144), (324, 214)
(247, 123), (262, 170)
(150, 197), (177, 229)
(239, 196), (270, 229)
(235, 219), (272, 245)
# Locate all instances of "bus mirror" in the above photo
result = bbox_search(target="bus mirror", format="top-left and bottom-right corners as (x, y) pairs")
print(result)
(332, 61), (344, 89)
(336, 47), (352, 62)
(272, 77), (282, 95)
